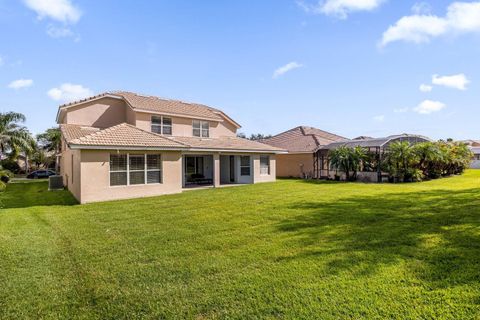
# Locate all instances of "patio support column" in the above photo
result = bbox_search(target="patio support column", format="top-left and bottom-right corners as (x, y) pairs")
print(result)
(213, 153), (221, 187)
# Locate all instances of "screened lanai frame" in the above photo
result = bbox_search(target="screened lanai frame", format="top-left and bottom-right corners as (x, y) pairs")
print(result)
(313, 134), (431, 181)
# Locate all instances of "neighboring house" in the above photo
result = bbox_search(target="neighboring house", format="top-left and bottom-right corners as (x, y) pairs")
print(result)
(458, 140), (480, 168)
(57, 91), (284, 203)
(469, 147), (480, 169)
(261, 126), (346, 178)
(460, 139), (480, 147)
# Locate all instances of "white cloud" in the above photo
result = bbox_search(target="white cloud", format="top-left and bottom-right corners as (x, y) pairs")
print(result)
(23, 0), (81, 24)
(47, 83), (93, 102)
(8, 79), (33, 90)
(380, 1), (480, 46)
(413, 100), (446, 114)
(273, 62), (303, 79)
(297, 0), (385, 18)
(419, 84), (433, 92)
(432, 73), (470, 90)
(46, 25), (74, 38)
(394, 107), (409, 113)
(411, 2), (432, 15)
(380, 15), (448, 46)
(373, 115), (385, 122)
(0, 56), (3, 66)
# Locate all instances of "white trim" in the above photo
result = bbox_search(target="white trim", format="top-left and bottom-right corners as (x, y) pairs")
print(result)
(127, 154), (130, 185)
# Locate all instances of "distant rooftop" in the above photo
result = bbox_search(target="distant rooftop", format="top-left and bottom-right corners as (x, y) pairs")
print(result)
(261, 126), (346, 153)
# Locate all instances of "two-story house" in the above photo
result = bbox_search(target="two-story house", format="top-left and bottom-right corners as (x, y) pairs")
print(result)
(57, 91), (285, 203)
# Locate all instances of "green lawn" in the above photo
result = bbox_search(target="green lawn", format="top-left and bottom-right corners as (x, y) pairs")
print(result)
(1, 172), (480, 319)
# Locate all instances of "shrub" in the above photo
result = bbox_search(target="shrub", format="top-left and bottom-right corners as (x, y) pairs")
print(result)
(384, 141), (473, 183)
(0, 159), (21, 174)
(0, 180), (5, 192)
(0, 170), (13, 184)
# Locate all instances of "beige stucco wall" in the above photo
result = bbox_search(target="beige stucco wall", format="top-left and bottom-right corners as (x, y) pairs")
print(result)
(60, 142), (82, 201)
(79, 150), (183, 204)
(61, 97), (127, 128)
(134, 112), (236, 137)
(211, 120), (237, 137)
(253, 154), (276, 183)
(60, 145), (277, 203)
(126, 105), (137, 126)
(275, 153), (313, 178)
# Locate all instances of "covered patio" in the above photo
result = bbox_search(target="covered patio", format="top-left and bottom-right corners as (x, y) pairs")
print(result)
(183, 155), (214, 188)
(182, 153), (254, 188)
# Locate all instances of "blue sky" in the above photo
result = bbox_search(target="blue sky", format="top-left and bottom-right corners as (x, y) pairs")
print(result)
(1, 0), (480, 140)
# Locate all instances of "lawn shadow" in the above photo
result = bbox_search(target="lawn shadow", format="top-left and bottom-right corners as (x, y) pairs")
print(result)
(276, 188), (480, 288)
(0, 181), (78, 209)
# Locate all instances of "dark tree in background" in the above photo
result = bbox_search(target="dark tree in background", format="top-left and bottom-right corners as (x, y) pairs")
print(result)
(237, 133), (272, 141)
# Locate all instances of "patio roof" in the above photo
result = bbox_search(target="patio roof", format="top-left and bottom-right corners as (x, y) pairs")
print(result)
(319, 134), (431, 151)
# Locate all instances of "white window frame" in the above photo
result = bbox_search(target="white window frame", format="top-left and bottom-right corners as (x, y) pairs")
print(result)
(151, 116), (172, 135)
(109, 153), (162, 187)
(128, 154), (146, 185)
(240, 156), (251, 176)
(192, 120), (209, 137)
(146, 154), (162, 184)
(260, 156), (270, 175)
(109, 154), (128, 186)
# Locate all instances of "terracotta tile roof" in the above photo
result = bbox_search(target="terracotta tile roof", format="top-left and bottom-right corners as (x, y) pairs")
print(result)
(114, 91), (225, 121)
(64, 123), (187, 149)
(60, 124), (100, 142)
(261, 126), (346, 153)
(170, 136), (285, 152)
(61, 123), (284, 152)
(57, 91), (238, 125)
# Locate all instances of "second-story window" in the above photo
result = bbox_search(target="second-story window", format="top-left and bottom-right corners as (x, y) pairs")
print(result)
(193, 120), (209, 137)
(151, 116), (172, 135)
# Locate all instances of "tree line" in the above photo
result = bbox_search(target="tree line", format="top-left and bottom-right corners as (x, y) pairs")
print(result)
(0, 112), (60, 191)
(329, 141), (473, 183)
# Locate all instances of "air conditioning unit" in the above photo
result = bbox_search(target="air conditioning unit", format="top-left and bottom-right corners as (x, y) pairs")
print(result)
(49, 175), (64, 190)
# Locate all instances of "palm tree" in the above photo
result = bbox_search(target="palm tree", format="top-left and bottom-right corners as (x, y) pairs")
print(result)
(383, 141), (419, 182)
(329, 146), (365, 181)
(37, 127), (61, 172)
(447, 142), (473, 175)
(0, 112), (34, 165)
(413, 142), (442, 178)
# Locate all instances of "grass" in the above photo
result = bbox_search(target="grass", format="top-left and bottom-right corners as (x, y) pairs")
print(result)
(1, 172), (480, 319)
